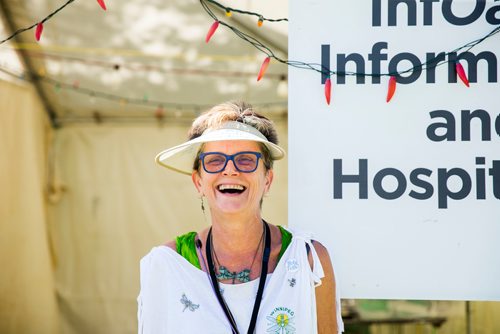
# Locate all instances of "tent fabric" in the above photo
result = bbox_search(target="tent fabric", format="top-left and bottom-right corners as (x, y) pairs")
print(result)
(0, 79), (59, 333)
(47, 120), (287, 333)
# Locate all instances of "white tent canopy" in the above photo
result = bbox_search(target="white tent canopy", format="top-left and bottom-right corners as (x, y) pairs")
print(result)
(0, 0), (288, 125)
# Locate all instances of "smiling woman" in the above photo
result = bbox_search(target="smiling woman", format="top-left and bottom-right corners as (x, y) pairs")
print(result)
(137, 101), (344, 334)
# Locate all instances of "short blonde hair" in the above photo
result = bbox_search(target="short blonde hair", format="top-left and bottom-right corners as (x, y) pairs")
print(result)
(189, 101), (279, 171)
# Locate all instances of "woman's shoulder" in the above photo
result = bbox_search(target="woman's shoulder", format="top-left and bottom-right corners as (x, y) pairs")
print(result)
(140, 232), (196, 268)
(163, 230), (200, 252)
(278, 226), (332, 265)
(163, 239), (176, 251)
(279, 226), (321, 241)
(139, 245), (174, 277)
(164, 230), (206, 269)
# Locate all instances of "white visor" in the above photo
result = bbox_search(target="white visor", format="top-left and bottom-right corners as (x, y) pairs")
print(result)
(155, 121), (285, 175)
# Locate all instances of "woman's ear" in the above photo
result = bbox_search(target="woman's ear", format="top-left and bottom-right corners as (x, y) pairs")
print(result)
(264, 169), (274, 194)
(192, 170), (203, 195)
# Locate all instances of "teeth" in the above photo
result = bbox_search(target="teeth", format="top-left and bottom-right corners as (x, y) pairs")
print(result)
(218, 184), (244, 191)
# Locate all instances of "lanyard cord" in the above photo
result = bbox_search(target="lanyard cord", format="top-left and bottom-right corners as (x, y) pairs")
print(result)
(205, 221), (271, 334)
(247, 220), (271, 334)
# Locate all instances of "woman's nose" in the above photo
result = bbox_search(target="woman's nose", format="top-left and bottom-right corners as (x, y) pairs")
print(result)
(222, 159), (239, 175)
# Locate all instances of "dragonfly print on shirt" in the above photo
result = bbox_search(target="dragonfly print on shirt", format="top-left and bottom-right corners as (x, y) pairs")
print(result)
(180, 293), (199, 312)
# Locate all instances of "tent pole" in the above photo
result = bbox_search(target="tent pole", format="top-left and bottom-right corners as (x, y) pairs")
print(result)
(0, 0), (59, 128)
(465, 301), (472, 334)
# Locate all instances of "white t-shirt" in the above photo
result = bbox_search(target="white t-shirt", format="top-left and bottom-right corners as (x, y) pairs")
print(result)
(137, 229), (344, 333)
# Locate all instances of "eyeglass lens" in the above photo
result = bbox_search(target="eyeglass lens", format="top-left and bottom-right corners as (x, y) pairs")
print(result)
(202, 152), (260, 173)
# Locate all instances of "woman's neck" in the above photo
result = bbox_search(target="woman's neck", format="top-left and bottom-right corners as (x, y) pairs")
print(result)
(209, 213), (264, 254)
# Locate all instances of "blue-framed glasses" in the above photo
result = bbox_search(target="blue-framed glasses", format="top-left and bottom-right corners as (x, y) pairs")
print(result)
(199, 151), (262, 173)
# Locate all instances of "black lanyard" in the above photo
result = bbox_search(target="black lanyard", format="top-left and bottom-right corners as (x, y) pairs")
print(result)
(205, 221), (271, 334)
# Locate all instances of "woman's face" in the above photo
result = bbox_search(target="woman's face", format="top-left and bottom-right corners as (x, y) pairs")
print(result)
(192, 140), (273, 216)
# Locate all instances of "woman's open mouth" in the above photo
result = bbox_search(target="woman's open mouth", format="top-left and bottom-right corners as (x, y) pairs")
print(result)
(217, 184), (246, 195)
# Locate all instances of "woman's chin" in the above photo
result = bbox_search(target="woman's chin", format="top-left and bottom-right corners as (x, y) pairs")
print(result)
(212, 200), (257, 216)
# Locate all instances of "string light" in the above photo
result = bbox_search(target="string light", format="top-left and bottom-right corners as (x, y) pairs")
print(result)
(455, 61), (470, 87)
(199, 0), (500, 82)
(386, 76), (397, 103)
(5, 49), (287, 79)
(205, 21), (219, 43)
(96, 0), (107, 11)
(257, 57), (270, 81)
(155, 105), (165, 121)
(324, 77), (332, 105)
(0, 66), (287, 112)
(0, 0), (76, 45)
(35, 23), (43, 41)
(198, 0), (499, 101)
(225, 9), (232, 17)
(203, 0), (287, 23)
(1, 0), (496, 84)
(0, 0), (495, 104)
(0, 0), (105, 44)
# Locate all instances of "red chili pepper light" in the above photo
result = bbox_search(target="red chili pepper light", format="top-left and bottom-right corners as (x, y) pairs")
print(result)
(257, 57), (270, 81)
(155, 105), (165, 120)
(386, 76), (397, 103)
(205, 21), (219, 43)
(455, 61), (470, 87)
(324, 78), (332, 105)
(35, 23), (43, 41)
(97, 0), (106, 10)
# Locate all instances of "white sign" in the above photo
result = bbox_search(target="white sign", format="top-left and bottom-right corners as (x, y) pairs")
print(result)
(289, 0), (500, 300)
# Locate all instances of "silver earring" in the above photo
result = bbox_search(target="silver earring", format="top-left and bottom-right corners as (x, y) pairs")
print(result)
(200, 196), (209, 225)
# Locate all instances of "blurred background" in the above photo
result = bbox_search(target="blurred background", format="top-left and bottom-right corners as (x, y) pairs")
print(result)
(0, 0), (498, 333)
